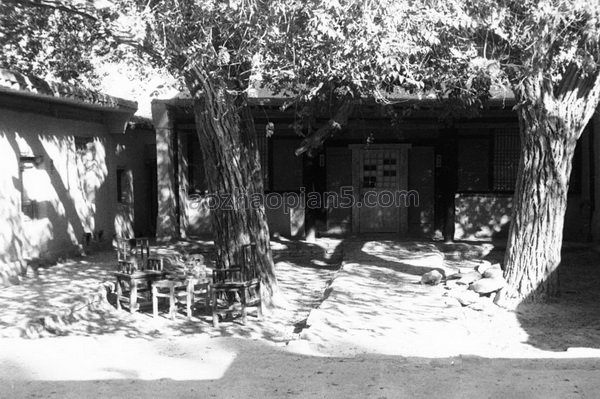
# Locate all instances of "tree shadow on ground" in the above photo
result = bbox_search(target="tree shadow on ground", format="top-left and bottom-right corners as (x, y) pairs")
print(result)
(515, 249), (600, 351)
(350, 238), (495, 276)
(309, 238), (600, 355)
(0, 250), (166, 339)
(300, 238), (498, 354)
(0, 239), (344, 343)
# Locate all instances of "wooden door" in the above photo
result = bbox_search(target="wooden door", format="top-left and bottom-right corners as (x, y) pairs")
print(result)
(350, 145), (409, 234)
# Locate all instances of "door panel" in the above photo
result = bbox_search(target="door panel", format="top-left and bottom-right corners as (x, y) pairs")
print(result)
(359, 149), (401, 232)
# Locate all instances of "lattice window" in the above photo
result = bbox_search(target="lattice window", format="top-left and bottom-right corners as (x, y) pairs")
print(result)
(493, 128), (520, 191)
(362, 151), (398, 189)
(116, 168), (126, 203)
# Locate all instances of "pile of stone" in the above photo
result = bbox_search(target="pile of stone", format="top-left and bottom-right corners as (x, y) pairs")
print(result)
(421, 261), (507, 309)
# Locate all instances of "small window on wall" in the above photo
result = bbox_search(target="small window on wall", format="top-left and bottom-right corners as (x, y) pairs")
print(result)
(457, 127), (520, 193)
(20, 156), (41, 219)
(492, 128), (520, 191)
(117, 168), (126, 203)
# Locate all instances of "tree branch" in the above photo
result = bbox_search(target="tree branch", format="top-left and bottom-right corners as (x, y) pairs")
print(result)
(295, 99), (354, 156)
(8, 0), (164, 63)
(5, 0), (98, 21)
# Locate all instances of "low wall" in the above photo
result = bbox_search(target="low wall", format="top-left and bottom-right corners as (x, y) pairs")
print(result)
(454, 193), (512, 240)
(182, 194), (305, 239)
(455, 193), (590, 242)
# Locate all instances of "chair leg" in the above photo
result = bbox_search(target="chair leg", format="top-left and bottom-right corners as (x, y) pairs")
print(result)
(116, 278), (122, 311)
(205, 285), (211, 311)
(130, 281), (138, 313)
(212, 289), (219, 328)
(257, 300), (263, 319)
(241, 290), (247, 325)
(186, 284), (193, 320)
(152, 285), (158, 318)
(169, 286), (176, 320)
(241, 306), (248, 325)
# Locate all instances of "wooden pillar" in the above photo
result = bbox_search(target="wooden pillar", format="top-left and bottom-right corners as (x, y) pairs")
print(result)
(435, 127), (458, 242)
(151, 101), (180, 241)
(303, 151), (325, 241)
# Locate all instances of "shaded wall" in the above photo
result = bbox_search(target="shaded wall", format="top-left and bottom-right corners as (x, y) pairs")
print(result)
(0, 108), (117, 283)
(177, 128), (305, 239)
(113, 127), (157, 238)
(408, 147), (435, 237)
(157, 102), (596, 242)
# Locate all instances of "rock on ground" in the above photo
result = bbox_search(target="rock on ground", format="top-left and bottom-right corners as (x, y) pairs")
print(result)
(469, 277), (506, 294)
(421, 270), (443, 285)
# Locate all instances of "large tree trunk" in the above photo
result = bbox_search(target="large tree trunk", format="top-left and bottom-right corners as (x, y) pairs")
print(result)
(185, 68), (281, 308)
(500, 70), (600, 306)
(501, 111), (576, 303)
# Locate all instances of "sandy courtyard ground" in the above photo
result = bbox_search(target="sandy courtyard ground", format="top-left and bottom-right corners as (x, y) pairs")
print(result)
(1, 237), (600, 397)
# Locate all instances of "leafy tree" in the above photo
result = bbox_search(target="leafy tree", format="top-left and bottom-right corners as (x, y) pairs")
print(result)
(442, 1), (600, 305)
(283, 0), (600, 305)
(5, 0), (599, 307)
(0, 1), (102, 84)
(2, 0), (300, 307)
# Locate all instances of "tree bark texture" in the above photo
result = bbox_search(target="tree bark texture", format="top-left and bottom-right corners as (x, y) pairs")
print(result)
(185, 68), (278, 307)
(502, 70), (600, 304)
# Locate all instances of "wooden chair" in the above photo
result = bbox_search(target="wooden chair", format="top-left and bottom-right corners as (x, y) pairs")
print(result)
(114, 238), (165, 312)
(211, 243), (262, 327)
(183, 255), (211, 318)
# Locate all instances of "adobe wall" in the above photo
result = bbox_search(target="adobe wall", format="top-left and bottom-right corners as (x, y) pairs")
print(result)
(0, 108), (117, 284)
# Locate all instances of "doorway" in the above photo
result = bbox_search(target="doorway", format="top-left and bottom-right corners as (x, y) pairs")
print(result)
(350, 144), (410, 234)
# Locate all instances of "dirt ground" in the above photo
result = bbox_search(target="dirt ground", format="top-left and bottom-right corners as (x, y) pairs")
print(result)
(2, 237), (600, 397)
(3, 337), (600, 398)
(300, 240), (600, 358)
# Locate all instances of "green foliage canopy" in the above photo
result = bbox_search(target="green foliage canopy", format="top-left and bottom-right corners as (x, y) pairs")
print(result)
(3, 1), (599, 129)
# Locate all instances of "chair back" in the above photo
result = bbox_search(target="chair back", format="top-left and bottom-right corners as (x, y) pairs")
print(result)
(146, 257), (164, 272)
(212, 243), (258, 283)
(239, 243), (258, 281)
(116, 238), (129, 262)
(116, 237), (150, 264)
(117, 259), (138, 274)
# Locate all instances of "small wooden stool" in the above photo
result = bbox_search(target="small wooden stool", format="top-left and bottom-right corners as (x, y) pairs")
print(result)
(185, 278), (211, 318)
(152, 278), (211, 319)
(152, 279), (185, 319)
